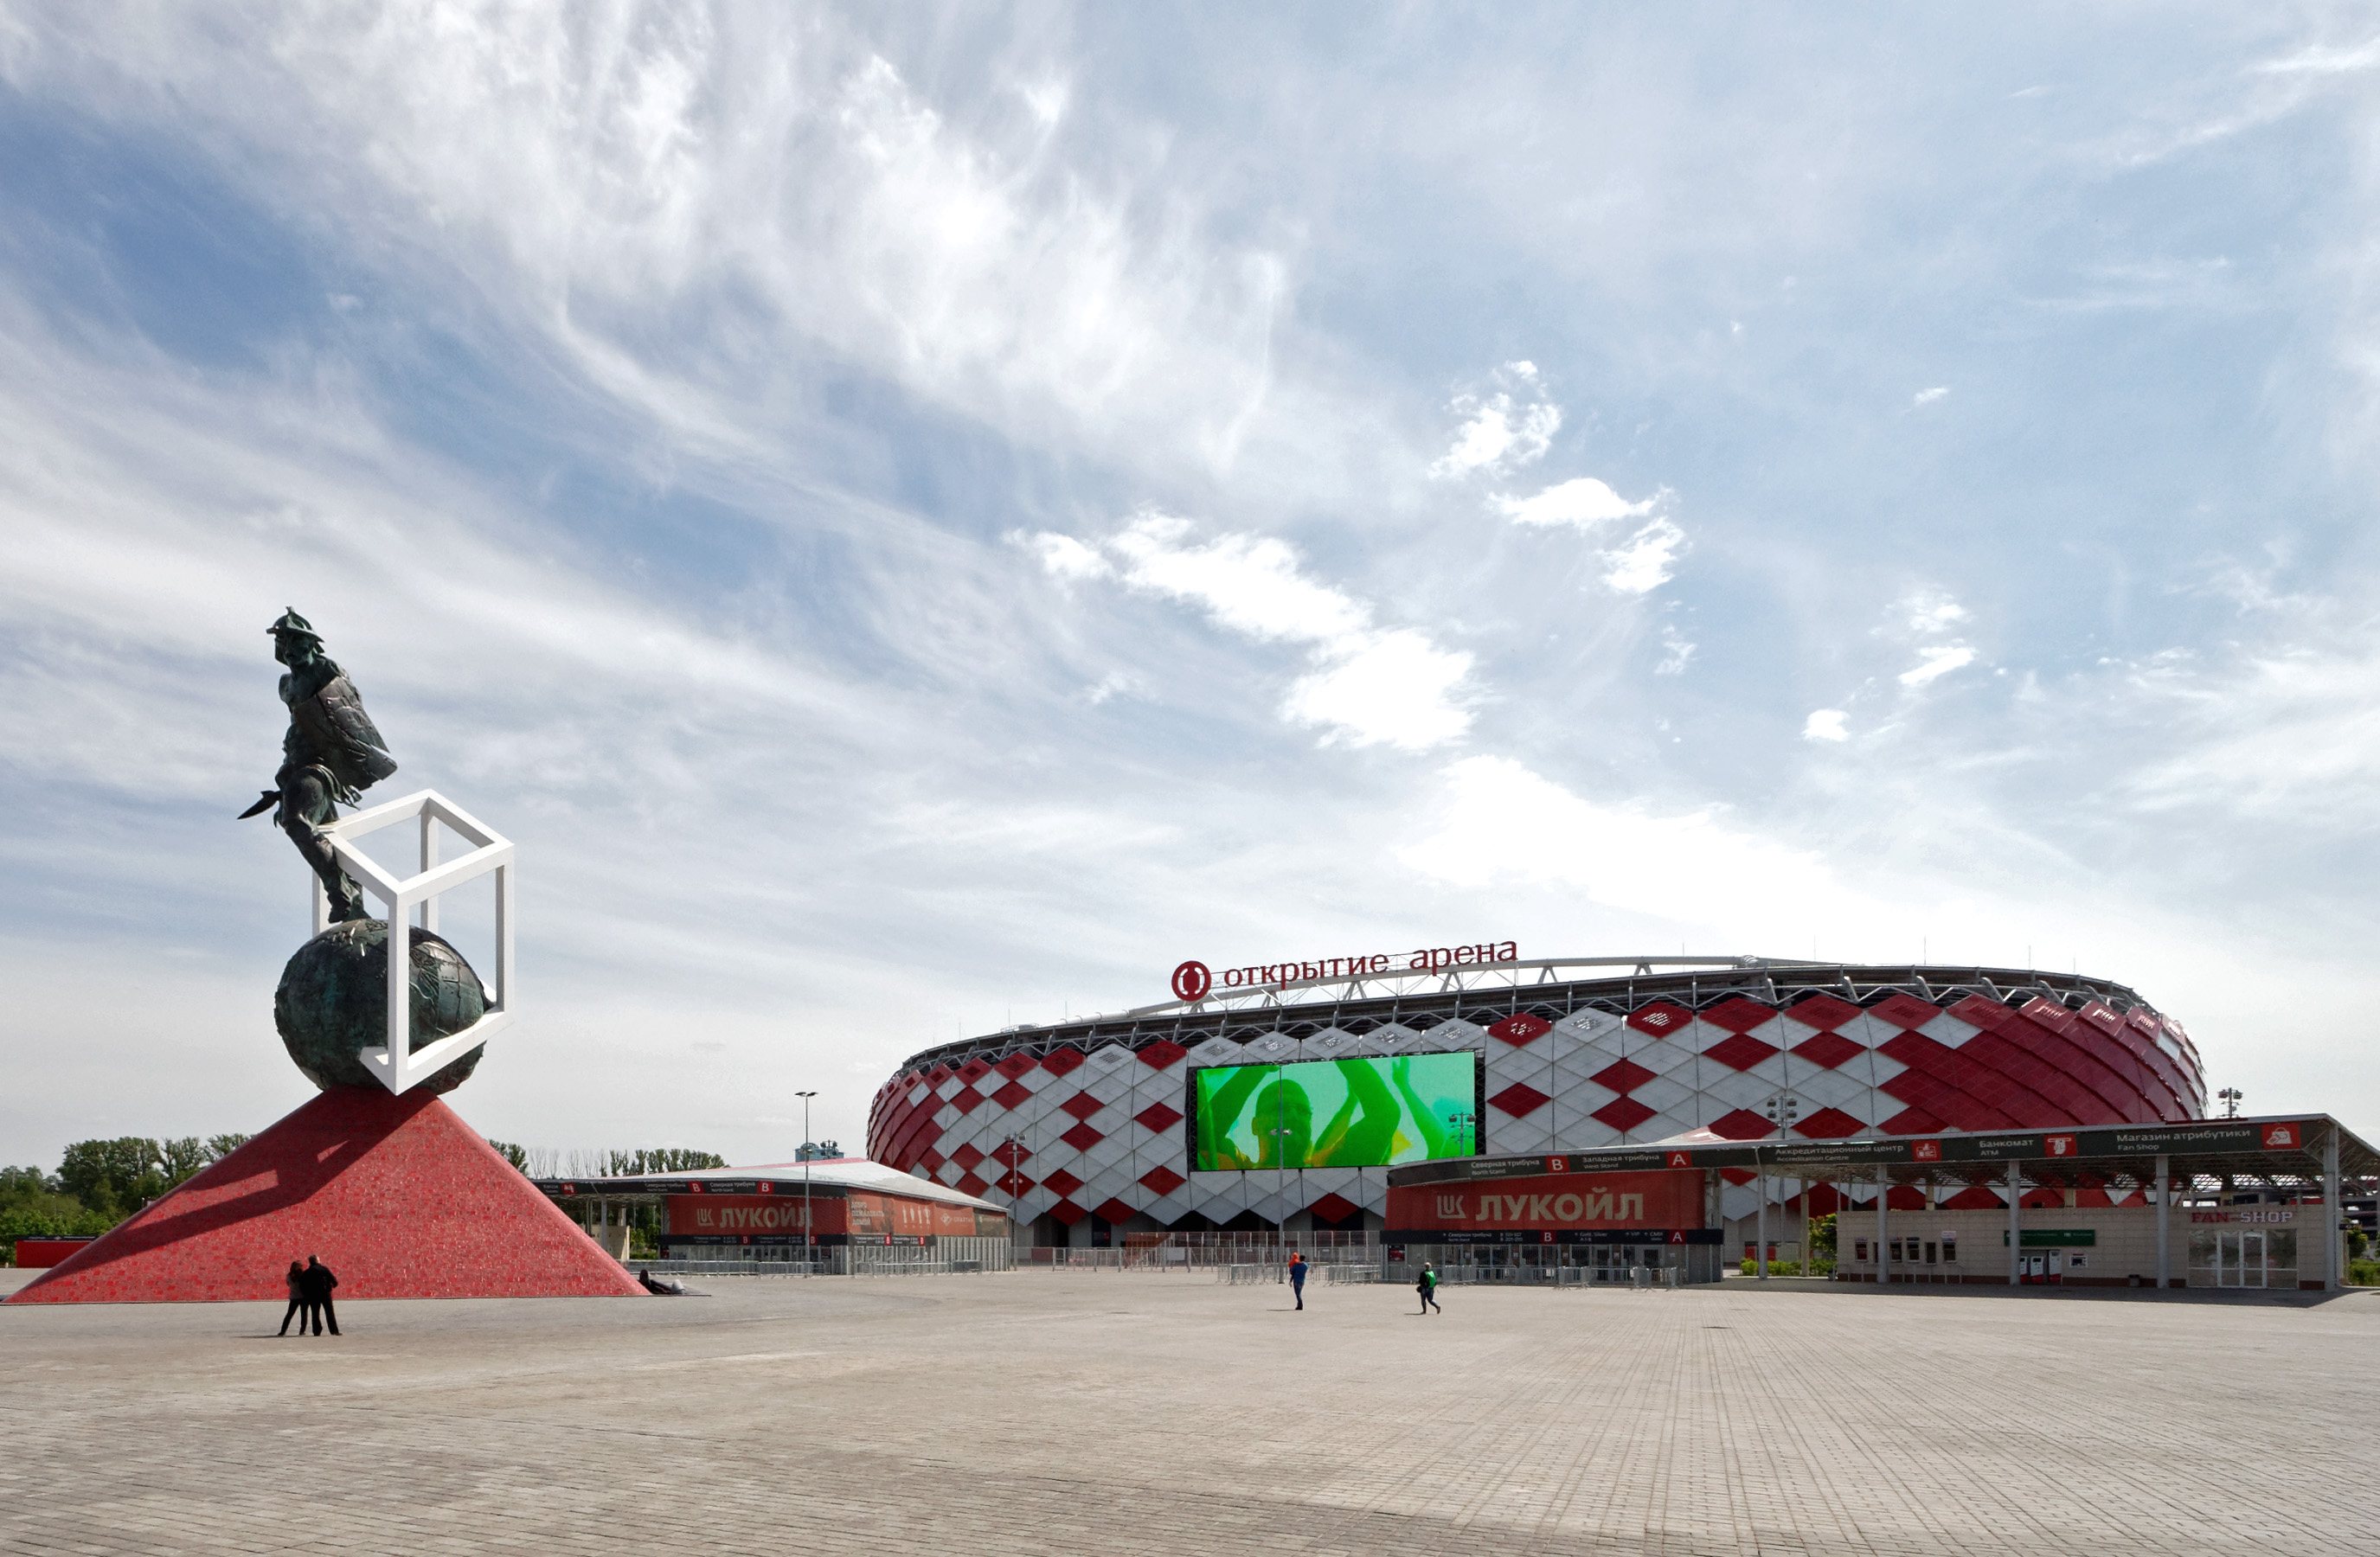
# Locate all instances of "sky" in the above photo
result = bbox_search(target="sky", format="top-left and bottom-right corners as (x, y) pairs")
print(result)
(5, 3), (2380, 1167)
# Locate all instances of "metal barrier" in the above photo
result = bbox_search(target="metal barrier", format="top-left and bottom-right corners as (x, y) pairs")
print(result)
(638, 1237), (1013, 1279)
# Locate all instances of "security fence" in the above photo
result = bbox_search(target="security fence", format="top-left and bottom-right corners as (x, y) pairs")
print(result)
(1213, 1244), (1707, 1288)
(638, 1236), (1013, 1278)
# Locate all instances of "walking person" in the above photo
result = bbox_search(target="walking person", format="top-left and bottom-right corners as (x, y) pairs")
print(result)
(301, 1255), (341, 1336)
(1288, 1249), (1308, 1311)
(275, 1259), (306, 1336)
(1417, 1259), (1442, 1315)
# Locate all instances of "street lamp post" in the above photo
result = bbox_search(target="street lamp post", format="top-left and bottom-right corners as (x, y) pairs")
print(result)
(796, 1089), (818, 1274)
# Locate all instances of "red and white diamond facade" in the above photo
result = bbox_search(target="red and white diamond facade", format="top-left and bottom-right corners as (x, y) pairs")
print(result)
(867, 962), (2206, 1235)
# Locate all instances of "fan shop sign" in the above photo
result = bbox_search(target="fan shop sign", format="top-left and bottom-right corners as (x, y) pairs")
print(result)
(1171, 940), (1520, 1001)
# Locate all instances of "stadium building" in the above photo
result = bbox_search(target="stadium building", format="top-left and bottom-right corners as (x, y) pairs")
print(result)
(867, 953), (2210, 1247)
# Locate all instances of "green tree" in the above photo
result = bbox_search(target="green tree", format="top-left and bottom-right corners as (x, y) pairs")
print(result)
(158, 1137), (209, 1184)
(0, 1164), (115, 1265)
(57, 1138), (168, 1217)
(487, 1140), (529, 1173)
(606, 1148), (726, 1176)
(205, 1134), (253, 1163)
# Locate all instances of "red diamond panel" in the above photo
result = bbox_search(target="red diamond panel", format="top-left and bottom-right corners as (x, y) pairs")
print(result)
(1699, 996), (1778, 1034)
(1308, 1192), (1361, 1224)
(953, 1171), (989, 1196)
(1592, 1096), (1656, 1131)
(1135, 1039), (1187, 1071)
(950, 1143), (985, 1170)
(993, 1169), (1033, 1197)
(988, 1140), (1031, 1167)
(1947, 994), (2014, 1031)
(918, 1148), (945, 1172)
(957, 1057), (993, 1085)
(1784, 992), (1861, 1031)
(950, 1086), (985, 1114)
(990, 1080), (1030, 1111)
(1041, 1046), (1087, 1076)
(2019, 996), (2079, 1036)
(1940, 1184), (2005, 1210)
(994, 1052), (1036, 1080)
(1790, 1106), (1864, 1139)
(1134, 1101), (1184, 1133)
(1048, 1198), (1087, 1225)
(1092, 1197), (1136, 1226)
(1139, 1164), (1186, 1196)
(1041, 1168), (1083, 1197)
(1792, 1031), (1864, 1070)
(1721, 1167), (1758, 1186)
(1709, 1107), (1777, 1140)
(1590, 1058), (1657, 1095)
(1489, 1013), (1551, 1046)
(1703, 1034), (1780, 1072)
(1880, 1105), (1947, 1135)
(1866, 993), (1940, 1030)
(926, 1064), (953, 1086)
(1057, 1091), (1104, 1122)
(1626, 1000), (1694, 1037)
(1058, 1122), (1104, 1152)
(1488, 1081), (1551, 1118)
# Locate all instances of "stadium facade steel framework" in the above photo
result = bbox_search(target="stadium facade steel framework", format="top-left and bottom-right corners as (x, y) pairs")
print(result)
(867, 956), (2209, 1240)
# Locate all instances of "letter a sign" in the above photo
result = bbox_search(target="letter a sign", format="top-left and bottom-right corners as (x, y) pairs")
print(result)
(1665, 1150), (1691, 1169)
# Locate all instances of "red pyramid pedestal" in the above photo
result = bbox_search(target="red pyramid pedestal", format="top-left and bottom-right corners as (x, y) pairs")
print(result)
(9, 1087), (644, 1304)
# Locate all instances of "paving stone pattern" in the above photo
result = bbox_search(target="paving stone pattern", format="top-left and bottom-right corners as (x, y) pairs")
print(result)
(1, 1270), (2371, 1555)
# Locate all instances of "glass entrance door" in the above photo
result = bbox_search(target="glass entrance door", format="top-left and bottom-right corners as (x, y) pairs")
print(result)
(2218, 1230), (2267, 1289)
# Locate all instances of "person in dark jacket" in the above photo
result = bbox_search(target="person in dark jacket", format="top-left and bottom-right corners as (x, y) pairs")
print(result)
(300, 1255), (341, 1336)
(1417, 1260), (1441, 1315)
(1287, 1250), (1308, 1311)
(275, 1260), (306, 1336)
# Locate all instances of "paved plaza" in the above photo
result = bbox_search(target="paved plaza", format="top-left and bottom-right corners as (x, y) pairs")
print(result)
(2, 1267), (2372, 1556)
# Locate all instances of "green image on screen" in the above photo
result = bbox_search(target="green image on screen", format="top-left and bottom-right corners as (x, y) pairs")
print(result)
(1190, 1052), (1479, 1170)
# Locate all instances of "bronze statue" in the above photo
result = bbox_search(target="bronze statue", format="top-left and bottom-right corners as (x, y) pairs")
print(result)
(240, 609), (397, 921)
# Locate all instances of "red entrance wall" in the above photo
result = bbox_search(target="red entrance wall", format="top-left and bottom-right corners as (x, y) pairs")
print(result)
(1386, 1169), (1703, 1233)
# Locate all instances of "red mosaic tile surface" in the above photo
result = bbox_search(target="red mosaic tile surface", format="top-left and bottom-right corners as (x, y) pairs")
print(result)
(8, 1087), (643, 1304)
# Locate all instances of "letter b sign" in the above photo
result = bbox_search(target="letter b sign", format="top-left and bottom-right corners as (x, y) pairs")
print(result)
(1171, 960), (1213, 1002)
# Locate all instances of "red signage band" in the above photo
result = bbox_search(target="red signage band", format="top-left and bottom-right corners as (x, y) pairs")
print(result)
(1175, 941), (1520, 996)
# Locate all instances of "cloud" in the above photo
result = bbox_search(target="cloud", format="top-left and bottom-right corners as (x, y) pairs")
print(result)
(1654, 625), (1697, 676)
(1601, 517), (1687, 594)
(1901, 589), (1970, 635)
(1803, 708), (1850, 741)
(1897, 644), (1978, 687)
(1495, 476), (1658, 529)
(1912, 385), (1950, 407)
(1398, 756), (1875, 929)
(1015, 530), (1112, 583)
(1428, 362), (1561, 478)
(1032, 515), (1477, 751)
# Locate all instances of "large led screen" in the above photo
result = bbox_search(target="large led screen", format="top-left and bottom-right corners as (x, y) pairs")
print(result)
(1188, 1052), (1482, 1170)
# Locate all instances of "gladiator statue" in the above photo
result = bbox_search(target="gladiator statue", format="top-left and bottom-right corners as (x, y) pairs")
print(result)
(239, 609), (398, 922)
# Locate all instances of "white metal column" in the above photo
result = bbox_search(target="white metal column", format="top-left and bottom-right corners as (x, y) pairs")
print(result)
(2007, 1161), (2022, 1286)
(2153, 1152), (2170, 1291)
(1875, 1168), (1889, 1288)
(1756, 1170), (1768, 1281)
(2325, 1127), (2342, 1292)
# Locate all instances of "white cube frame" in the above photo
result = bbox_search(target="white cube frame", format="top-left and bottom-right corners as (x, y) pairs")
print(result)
(314, 788), (515, 1096)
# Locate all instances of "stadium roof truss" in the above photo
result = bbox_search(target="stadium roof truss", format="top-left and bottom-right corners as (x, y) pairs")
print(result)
(902, 955), (2178, 1074)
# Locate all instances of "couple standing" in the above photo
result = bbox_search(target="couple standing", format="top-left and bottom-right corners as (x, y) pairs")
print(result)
(276, 1256), (342, 1336)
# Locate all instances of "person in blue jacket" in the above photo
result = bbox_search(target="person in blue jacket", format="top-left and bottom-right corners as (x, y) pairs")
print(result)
(1288, 1249), (1308, 1310)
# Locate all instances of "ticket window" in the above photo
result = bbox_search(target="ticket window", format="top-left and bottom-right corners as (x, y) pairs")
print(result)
(1942, 1233), (1958, 1265)
(1854, 1238), (1870, 1262)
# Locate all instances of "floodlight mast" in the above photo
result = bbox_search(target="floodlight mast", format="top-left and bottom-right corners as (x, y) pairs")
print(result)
(796, 1090), (818, 1270)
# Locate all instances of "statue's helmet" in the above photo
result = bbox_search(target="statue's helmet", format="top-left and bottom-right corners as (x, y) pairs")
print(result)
(266, 607), (322, 645)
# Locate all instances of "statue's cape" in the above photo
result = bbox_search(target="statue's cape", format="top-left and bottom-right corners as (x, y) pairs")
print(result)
(285, 671), (397, 797)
